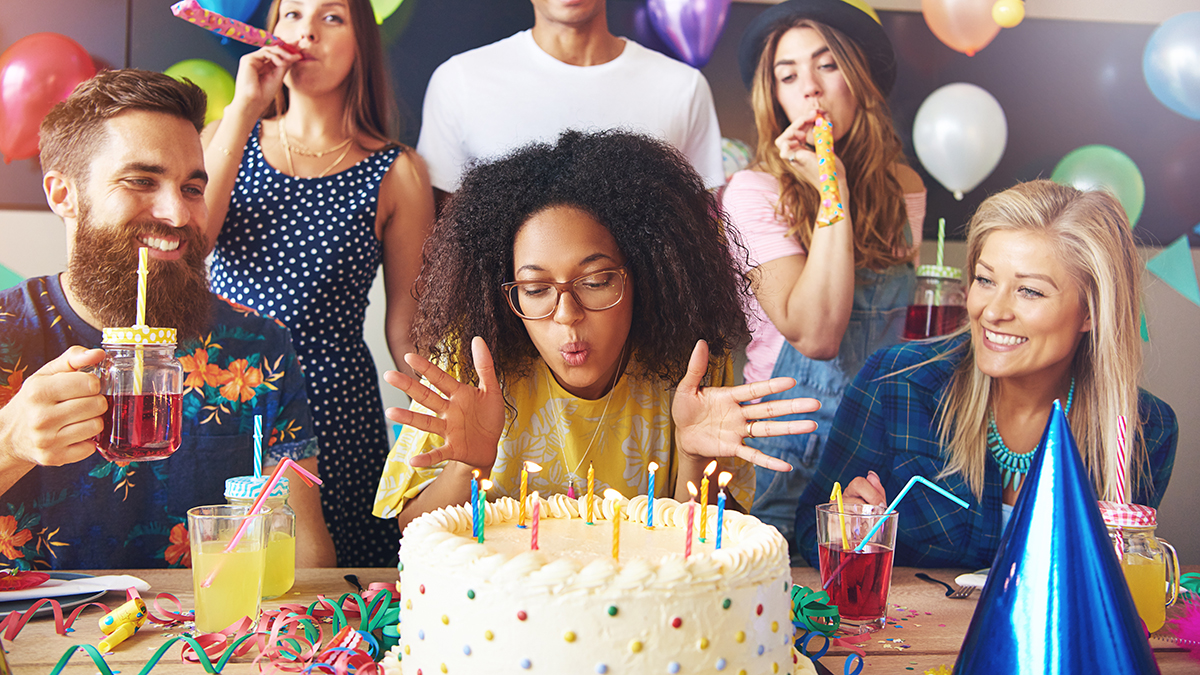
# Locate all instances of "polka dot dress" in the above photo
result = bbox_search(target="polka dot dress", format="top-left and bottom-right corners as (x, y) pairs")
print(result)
(211, 122), (402, 567)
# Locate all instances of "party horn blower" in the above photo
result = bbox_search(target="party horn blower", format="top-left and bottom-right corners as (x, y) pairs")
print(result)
(813, 114), (845, 227)
(97, 620), (138, 652)
(170, 0), (300, 53)
(99, 598), (147, 634)
(956, 402), (1158, 673)
(202, 458), (321, 588)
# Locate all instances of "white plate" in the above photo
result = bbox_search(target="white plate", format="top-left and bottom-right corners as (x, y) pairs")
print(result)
(0, 572), (105, 618)
(955, 568), (990, 589)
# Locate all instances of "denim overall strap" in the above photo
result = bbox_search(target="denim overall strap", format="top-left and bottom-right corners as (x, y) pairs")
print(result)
(748, 263), (914, 565)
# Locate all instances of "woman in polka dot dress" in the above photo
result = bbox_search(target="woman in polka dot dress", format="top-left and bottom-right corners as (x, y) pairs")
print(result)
(200, 0), (434, 566)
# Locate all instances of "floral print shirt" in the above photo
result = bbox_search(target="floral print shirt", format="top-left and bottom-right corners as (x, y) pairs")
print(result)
(0, 276), (317, 570)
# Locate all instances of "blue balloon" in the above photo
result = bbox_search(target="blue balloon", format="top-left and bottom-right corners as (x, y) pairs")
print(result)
(198, 0), (262, 23)
(1143, 11), (1200, 120)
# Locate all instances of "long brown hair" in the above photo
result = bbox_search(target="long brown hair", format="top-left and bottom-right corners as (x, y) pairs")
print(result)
(263, 0), (399, 148)
(750, 19), (911, 270)
(936, 181), (1146, 500)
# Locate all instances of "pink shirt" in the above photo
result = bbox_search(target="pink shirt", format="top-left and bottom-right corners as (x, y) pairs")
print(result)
(723, 169), (926, 384)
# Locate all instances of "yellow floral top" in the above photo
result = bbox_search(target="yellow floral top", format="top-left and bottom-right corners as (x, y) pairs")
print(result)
(373, 358), (755, 518)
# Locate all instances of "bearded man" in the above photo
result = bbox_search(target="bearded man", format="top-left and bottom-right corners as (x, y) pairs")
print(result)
(0, 69), (335, 569)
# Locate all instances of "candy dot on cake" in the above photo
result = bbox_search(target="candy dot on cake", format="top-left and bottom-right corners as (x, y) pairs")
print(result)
(419, 584), (425, 594)
(517, 611), (527, 621)
(595, 665), (609, 674)
(520, 658), (531, 669)
(564, 631), (577, 643)
(418, 630), (425, 640)
(467, 590), (475, 599)
(606, 605), (618, 617)
(771, 621), (778, 633)
(722, 598), (731, 609)
(699, 637), (709, 649)
(440, 665), (447, 674)
(756, 604), (763, 615)
(757, 644), (765, 656)
(630, 640), (643, 653)
(484, 630), (494, 641)
(671, 617), (682, 628)
(772, 663), (779, 673)
(441, 615), (449, 625)
(734, 631), (745, 643)
(463, 645), (471, 655)
(716, 658), (727, 671)
(668, 662), (681, 673)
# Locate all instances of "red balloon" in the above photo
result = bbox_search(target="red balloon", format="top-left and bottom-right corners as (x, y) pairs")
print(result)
(0, 33), (97, 164)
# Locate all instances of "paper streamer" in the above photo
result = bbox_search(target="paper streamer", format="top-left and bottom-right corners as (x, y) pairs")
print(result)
(170, 0), (300, 54)
(1145, 235), (1200, 307)
(790, 584), (841, 636)
(813, 114), (845, 227)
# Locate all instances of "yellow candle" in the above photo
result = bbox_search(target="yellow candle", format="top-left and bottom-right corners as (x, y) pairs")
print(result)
(586, 462), (595, 525)
(518, 461), (541, 528)
(699, 460), (716, 542)
(612, 501), (622, 560)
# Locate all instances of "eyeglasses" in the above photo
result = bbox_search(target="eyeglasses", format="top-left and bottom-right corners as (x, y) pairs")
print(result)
(502, 267), (628, 320)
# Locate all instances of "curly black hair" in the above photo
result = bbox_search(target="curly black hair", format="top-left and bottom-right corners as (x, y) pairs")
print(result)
(412, 129), (751, 390)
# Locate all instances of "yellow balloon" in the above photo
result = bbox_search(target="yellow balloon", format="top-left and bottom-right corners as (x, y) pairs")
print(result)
(992, 0), (1025, 28)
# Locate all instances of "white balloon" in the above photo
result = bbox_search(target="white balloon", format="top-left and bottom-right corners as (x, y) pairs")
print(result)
(912, 83), (1008, 200)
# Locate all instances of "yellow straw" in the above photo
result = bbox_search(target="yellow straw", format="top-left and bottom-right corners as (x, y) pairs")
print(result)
(133, 248), (148, 396)
(830, 482), (849, 548)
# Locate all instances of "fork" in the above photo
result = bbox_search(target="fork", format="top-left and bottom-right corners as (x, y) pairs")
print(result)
(949, 584), (977, 599)
(915, 572), (977, 599)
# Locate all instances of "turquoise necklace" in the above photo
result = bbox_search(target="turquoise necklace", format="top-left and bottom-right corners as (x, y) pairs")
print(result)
(988, 377), (1075, 491)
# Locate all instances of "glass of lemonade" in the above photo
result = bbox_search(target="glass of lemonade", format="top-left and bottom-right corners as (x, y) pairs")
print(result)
(187, 505), (268, 633)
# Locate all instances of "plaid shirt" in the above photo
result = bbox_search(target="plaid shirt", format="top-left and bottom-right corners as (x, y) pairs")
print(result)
(794, 334), (1178, 569)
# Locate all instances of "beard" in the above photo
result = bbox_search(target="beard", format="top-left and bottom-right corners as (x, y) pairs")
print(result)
(67, 199), (213, 342)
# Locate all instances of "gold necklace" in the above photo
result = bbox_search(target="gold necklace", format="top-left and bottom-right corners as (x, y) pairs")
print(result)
(278, 120), (354, 178)
(545, 348), (624, 498)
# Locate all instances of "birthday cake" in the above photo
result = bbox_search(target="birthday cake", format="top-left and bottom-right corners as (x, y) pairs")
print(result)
(382, 492), (814, 675)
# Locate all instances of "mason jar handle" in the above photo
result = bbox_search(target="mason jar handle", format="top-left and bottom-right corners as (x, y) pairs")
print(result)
(1160, 537), (1180, 607)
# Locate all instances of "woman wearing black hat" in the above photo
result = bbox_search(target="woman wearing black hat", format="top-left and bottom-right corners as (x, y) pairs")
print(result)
(723, 0), (925, 563)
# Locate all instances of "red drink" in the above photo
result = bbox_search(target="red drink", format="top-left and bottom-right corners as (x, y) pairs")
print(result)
(903, 304), (967, 340)
(818, 542), (894, 620)
(96, 393), (183, 462)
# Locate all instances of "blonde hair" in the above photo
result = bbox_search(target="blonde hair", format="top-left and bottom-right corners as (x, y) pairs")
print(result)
(936, 180), (1145, 501)
(750, 19), (911, 271)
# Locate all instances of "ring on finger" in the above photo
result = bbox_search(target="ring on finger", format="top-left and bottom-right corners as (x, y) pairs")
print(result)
(745, 420), (756, 438)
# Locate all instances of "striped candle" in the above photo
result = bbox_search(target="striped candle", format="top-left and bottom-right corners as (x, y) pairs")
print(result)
(646, 461), (659, 528)
(530, 491), (540, 551)
(1116, 415), (1128, 504)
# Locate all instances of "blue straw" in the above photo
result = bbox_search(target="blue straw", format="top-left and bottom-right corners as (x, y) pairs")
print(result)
(852, 476), (968, 552)
(253, 415), (263, 479)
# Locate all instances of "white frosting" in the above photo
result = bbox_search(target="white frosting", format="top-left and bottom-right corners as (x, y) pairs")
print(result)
(395, 493), (807, 674)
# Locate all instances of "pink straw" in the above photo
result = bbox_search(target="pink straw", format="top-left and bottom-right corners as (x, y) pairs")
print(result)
(200, 458), (320, 588)
(1116, 415), (1128, 504)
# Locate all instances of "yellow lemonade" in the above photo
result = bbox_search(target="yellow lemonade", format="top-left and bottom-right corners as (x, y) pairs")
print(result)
(262, 531), (296, 599)
(1122, 557), (1166, 633)
(192, 541), (266, 633)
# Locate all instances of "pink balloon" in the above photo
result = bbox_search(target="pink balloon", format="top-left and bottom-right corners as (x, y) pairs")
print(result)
(921, 0), (1000, 57)
(647, 0), (732, 68)
(0, 33), (97, 164)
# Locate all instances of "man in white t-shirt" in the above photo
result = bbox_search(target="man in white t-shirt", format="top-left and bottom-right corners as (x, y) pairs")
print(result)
(416, 0), (725, 198)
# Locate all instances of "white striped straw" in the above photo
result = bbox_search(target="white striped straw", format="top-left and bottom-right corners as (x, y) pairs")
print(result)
(1116, 415), (1128, 504)
(253, 414), (263, 479)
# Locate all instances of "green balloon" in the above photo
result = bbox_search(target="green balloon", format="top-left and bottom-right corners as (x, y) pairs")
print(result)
(164, 59), (235, 126)
(1051, 144), (1145, 227)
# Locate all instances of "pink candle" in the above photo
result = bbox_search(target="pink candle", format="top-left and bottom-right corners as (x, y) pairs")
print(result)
(530, 491), (540, 551)
(685, 481), (697, 559)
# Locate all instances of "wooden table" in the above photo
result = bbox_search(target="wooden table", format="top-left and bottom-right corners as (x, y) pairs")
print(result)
(2, 567), (1194, 673)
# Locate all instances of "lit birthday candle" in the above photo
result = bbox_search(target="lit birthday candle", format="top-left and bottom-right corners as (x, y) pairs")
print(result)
(605, 489), (623, 560)
(470, 469), (480, 538)
(685, 481), (697, 559)
(646, 461), (659, 528)
(699, 460), (716, 542)
(586, 462), (595, 525)
(477, 479), (491, 544)
(518, 461), (541, 528)
(715, 471), (732, 550)
(530, 491), (540, 551)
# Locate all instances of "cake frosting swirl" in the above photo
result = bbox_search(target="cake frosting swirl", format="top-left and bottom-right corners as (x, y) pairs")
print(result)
(385, 491), (815, 675)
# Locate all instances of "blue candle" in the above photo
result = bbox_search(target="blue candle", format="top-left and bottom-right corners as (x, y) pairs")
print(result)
(647, 462), (659, 528)
(715, 471), (731, 550)
(470, 470), (480, 538)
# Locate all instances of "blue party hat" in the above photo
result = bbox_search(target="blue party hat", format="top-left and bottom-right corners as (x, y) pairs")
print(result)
(955, 401), (1159, 674)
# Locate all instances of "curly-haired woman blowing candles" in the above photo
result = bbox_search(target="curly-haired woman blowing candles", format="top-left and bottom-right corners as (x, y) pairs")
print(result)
(374, 130), (822, 529)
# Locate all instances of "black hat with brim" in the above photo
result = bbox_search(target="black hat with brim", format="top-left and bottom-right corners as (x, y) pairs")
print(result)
(738, 0), (897, 96)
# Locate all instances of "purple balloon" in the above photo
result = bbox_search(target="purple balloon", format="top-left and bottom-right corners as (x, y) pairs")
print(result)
(647, 0), (732, 68)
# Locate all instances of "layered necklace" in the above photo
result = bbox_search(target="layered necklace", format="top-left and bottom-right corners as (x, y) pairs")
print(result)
(278, 118), (354, 178)
(988, 377), (1075, 491)
(546, 348), (624, 498)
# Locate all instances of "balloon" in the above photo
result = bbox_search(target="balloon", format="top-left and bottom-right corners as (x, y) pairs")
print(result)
(370, 0), (405, 24)
(921, 0), (1001, 57)
(647, 0), (732, 68)
(1051, 145), (1145, 227)
(991, 0), (1024, 28)
(1143, 11), (1200, 120)
(164, 59), (235, 125)
(198, 0), (260, 23)
(0, 33), (96, 164)
(912, 83), (1007, 200)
